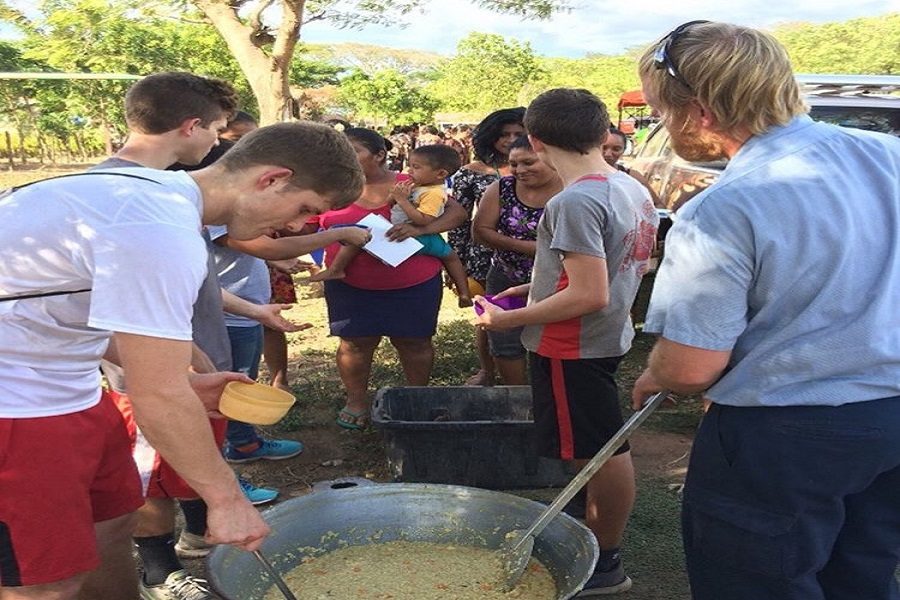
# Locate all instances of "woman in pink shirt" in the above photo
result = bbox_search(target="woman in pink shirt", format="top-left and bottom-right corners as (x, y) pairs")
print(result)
(309, 129), (464, 429)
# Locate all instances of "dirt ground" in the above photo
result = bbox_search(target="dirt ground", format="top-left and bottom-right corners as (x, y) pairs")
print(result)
(233, 428), (691, 503)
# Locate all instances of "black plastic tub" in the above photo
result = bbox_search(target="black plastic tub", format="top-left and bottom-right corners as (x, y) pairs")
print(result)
(372, 385), (574, 489)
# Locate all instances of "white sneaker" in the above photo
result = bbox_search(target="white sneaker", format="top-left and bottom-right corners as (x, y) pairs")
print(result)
(140, 569), (214, 600)
(174, 531), (213, 559)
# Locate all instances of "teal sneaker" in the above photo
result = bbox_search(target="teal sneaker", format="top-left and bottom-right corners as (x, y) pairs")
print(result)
(225, 439), (303, 464)
(238, 476), (278, 506)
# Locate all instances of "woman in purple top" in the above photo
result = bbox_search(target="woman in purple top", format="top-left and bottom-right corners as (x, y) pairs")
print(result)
(450, 107), (526, 386)
(472, 136), (562, 384)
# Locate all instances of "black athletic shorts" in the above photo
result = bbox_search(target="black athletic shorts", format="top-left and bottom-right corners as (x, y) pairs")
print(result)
(529, 353), (628, 460)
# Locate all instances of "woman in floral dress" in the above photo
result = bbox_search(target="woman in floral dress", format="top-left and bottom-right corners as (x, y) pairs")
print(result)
(472, 136), (562, 384)
(449, 107), (526, 385)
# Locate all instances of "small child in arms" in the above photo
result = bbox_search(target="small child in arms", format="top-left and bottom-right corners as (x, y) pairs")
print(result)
(313, 144), (473, 307)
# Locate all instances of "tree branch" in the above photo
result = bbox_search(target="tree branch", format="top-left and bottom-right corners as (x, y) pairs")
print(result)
(271, 0), (304, 69)
(248, 0), (274, 34)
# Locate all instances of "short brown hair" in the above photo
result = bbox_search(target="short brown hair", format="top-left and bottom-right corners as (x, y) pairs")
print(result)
(524, 88), (609, 154)
(411, 144), (462, 175)
(638, 22), (807, 135)
(125, 72), (238, 134)
(218, 121), (364, 209)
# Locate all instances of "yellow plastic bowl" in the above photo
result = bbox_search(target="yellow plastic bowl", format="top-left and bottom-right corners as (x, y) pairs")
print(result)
(219, 381), (296, 425)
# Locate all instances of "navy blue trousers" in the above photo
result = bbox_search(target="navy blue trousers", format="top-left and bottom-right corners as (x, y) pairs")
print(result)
(683, 397), (900, 600)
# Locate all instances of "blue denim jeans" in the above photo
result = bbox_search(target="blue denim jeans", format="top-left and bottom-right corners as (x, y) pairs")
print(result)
(682, 397), (900, 600)
(225, 324), (263, 447)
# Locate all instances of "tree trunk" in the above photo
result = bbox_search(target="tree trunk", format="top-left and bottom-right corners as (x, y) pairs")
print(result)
(16, 125), (25, 165)
(74, 131), (87, 162)
(193, 0), (305, 125)
(4, 132), (13, 171)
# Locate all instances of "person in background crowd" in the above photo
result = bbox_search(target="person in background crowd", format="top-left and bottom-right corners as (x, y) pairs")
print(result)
(449, 107), (526, 386)
(472, 136), (561, 385)
(171, 110), (366, 511)
(632, 21), (900, 600)
(178, 111), (315, 398)
(601, 127), (661, 206)
(443, 125), (470, 165)
(416, 124), (443, 147)
(219, 110), (257, 142)
(475, 88), (658, 596)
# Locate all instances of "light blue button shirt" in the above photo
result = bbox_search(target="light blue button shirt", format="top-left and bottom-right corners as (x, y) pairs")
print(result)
(644, 115), (900, 407)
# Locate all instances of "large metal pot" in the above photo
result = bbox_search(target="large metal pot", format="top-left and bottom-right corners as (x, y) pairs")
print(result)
(208, 482), (598, 599)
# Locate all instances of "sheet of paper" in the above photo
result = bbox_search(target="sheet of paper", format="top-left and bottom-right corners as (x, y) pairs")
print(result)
(356, 213), (423, 268)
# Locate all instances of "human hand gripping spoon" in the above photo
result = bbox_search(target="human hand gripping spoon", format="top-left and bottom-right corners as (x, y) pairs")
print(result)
(497, 391), (669, 592)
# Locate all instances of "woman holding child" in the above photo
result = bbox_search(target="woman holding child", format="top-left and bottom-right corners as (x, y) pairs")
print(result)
(472, 136), (562, 385)
(449, 107), (526, 385)
(310, 128), (464, 429)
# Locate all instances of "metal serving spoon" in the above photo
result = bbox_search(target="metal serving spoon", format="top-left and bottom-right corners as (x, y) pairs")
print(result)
(497, 391), (669, 592)
(253, 549), (298, 600)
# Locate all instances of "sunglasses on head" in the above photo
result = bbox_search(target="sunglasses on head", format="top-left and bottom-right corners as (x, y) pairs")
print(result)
(653, 20), (710, 91)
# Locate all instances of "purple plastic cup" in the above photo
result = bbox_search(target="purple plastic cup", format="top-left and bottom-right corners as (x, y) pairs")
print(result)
(473, 294), (527, 316)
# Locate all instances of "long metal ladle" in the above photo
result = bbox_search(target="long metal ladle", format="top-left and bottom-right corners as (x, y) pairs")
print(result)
(497, 391), (669, 592)
(253, 549), (298, 600)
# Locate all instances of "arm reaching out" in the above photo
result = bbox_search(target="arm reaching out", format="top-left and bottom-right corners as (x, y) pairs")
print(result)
(221, 290), (309, 333)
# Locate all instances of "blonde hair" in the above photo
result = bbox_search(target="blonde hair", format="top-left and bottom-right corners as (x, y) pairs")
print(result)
(638, 22), (807, 135)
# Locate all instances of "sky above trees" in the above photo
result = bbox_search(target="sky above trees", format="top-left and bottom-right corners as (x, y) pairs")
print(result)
(299, 0), (899, 57)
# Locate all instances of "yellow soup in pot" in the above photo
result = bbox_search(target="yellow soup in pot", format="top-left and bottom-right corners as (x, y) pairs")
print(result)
(263, 540), (557, 599)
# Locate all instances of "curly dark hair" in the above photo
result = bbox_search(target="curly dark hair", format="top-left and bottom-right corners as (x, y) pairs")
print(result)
(471, 107), (525, 167)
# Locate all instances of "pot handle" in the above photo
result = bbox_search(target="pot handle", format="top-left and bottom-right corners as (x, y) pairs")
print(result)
(311, 477), (376, 493)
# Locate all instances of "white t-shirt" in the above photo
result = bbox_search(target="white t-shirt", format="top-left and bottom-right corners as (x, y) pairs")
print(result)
(0, 168), (208, 418)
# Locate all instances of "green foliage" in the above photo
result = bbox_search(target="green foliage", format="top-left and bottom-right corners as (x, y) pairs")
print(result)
(775, 13), (900, 75)
(338, 68), (439, 125)
(470, 0), (568, 19)
(539, 55), (640, 115)
(429, 32), (546, 112)
(291, 55), (343, 88)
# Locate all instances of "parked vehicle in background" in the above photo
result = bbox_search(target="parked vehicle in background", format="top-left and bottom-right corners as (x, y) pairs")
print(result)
(629, 75), (900, 215)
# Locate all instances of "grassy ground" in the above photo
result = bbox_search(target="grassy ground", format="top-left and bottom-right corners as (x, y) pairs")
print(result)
(0, 162), (96, 189)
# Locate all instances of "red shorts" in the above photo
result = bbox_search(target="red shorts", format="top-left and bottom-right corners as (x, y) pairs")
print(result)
(0, 390), (144, 586)
(108, 389), (227, 499)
